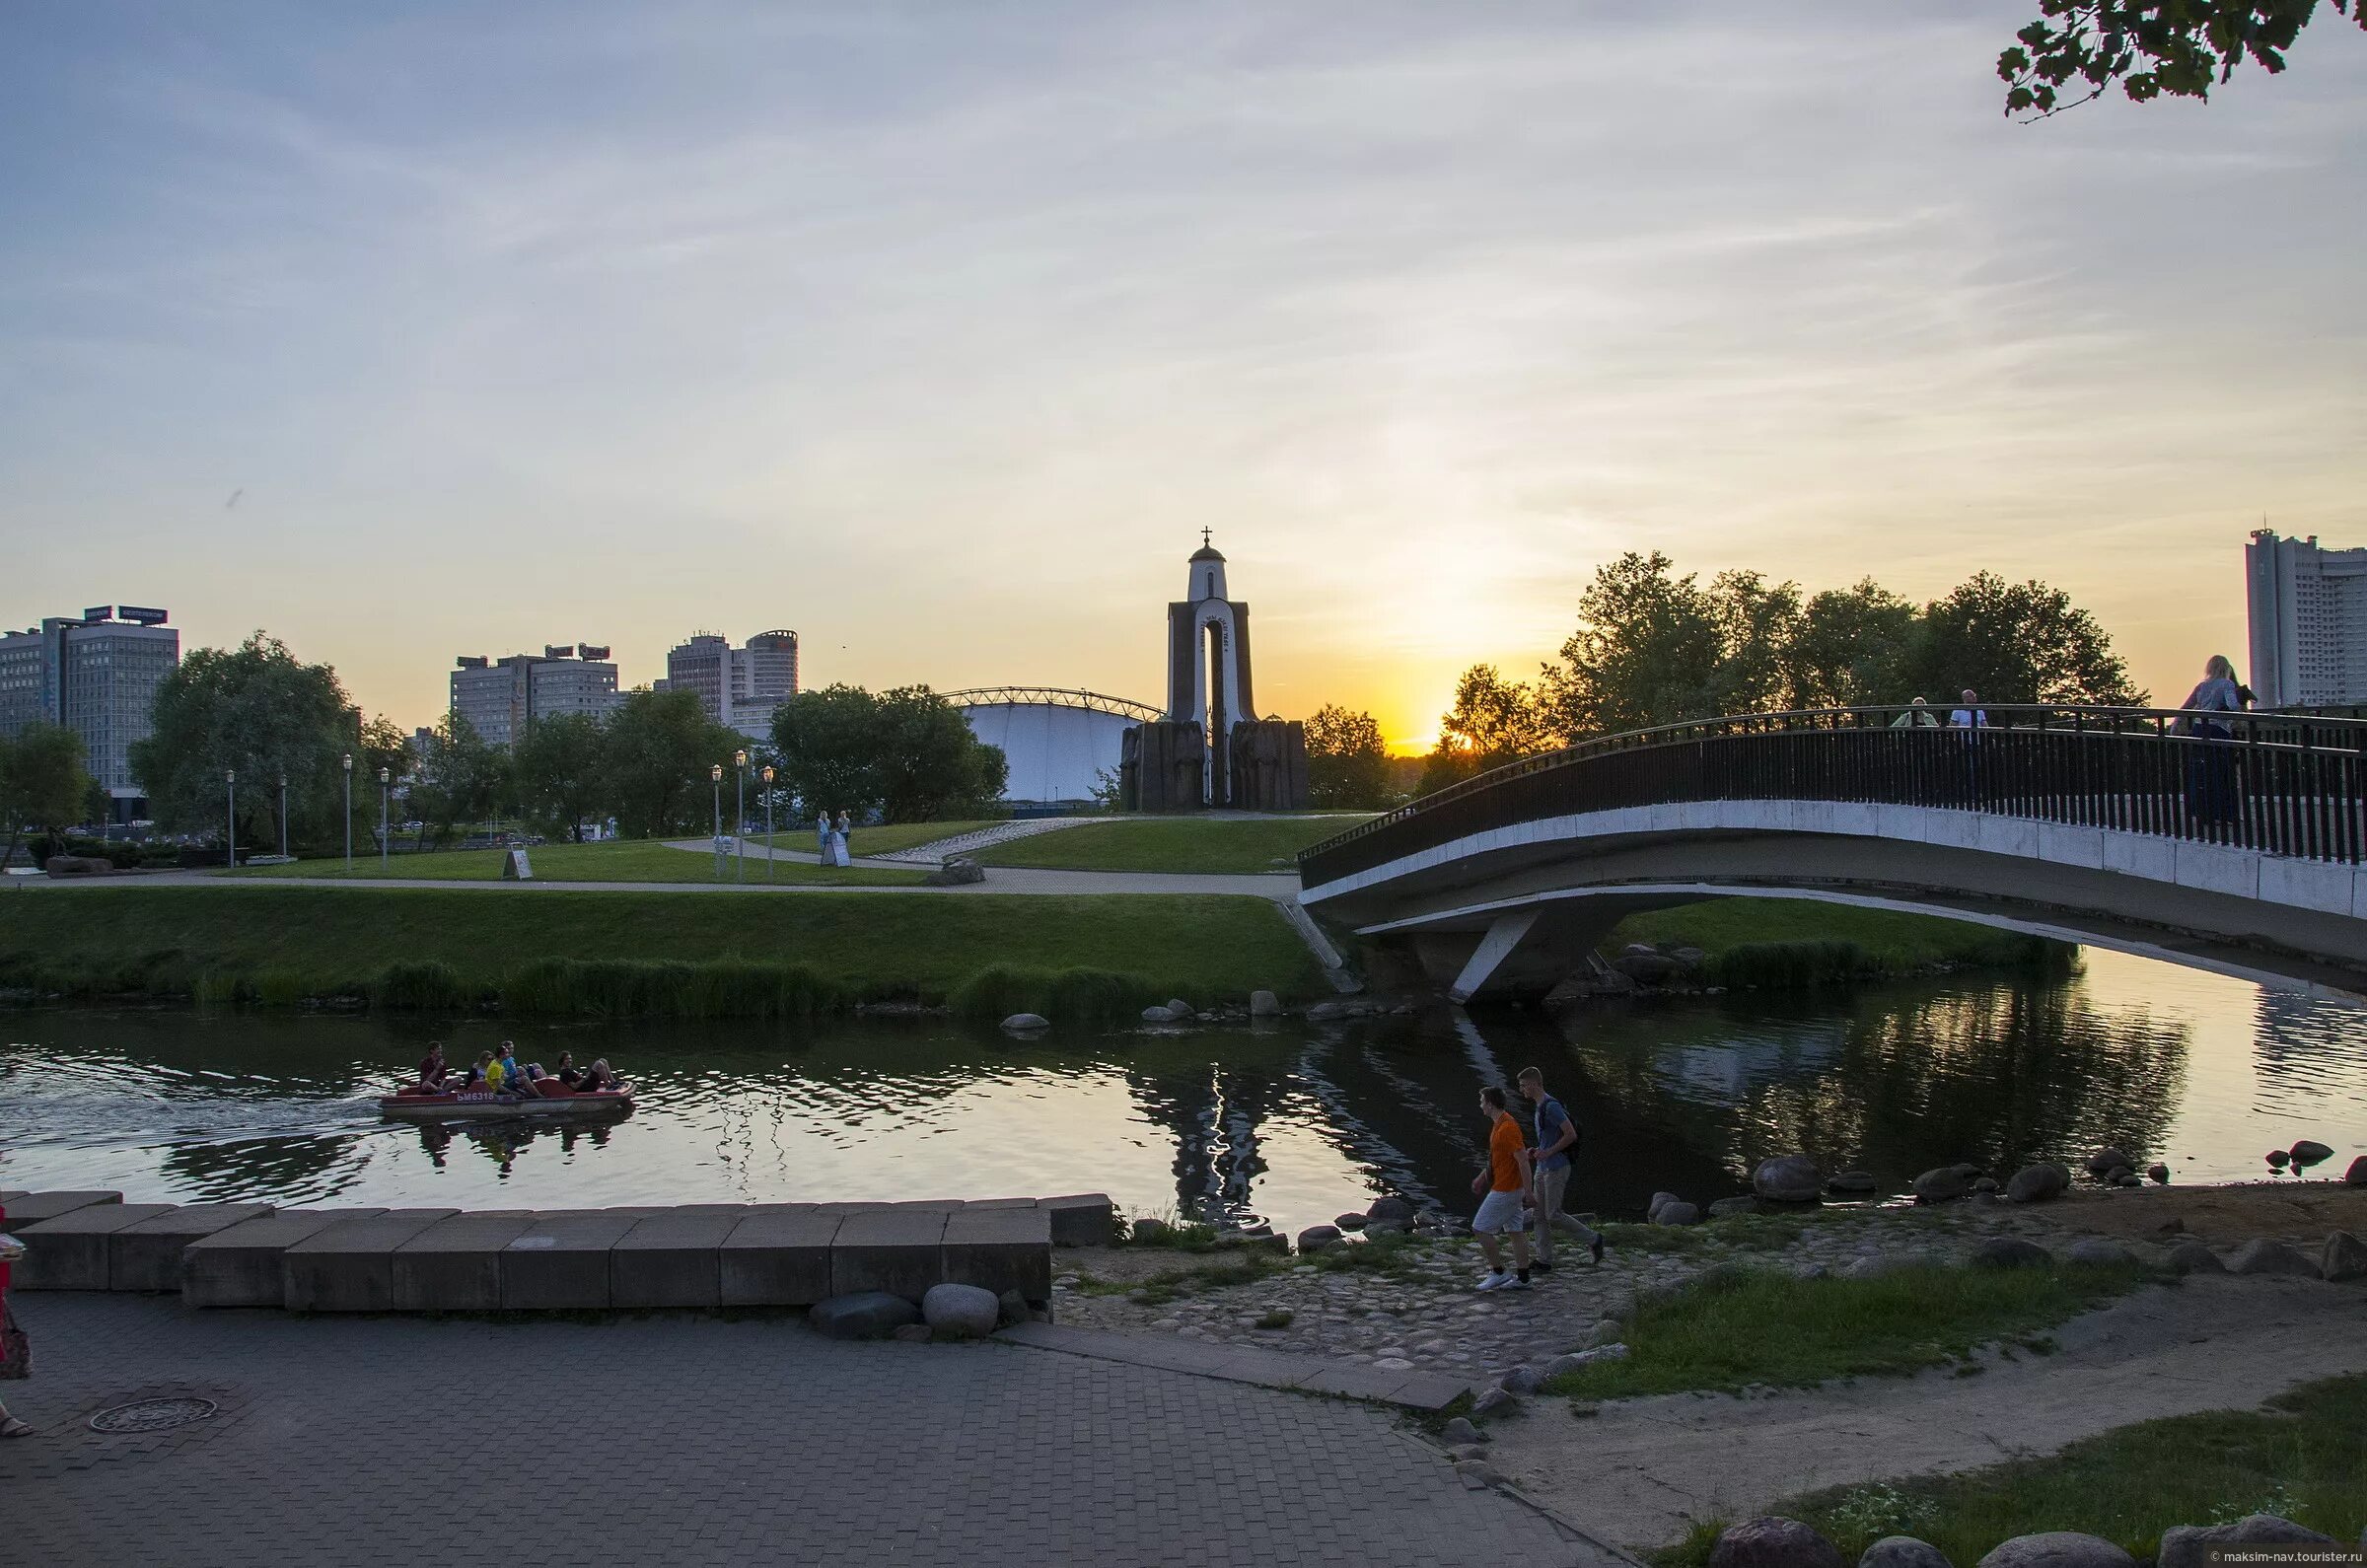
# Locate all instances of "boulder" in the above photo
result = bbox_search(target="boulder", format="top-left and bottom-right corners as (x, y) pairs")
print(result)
(1754, 1155), (1825, 1203)
(1655, 1201), (1701, 1227)
(1296, 1225), (1341, 1255)
(2344, 1154), (2367, 1186)
(996, 1289), (1031, 1328)
(2266, 1150), (2291, 1169)
(1470, 1387), (1516, 1421)
(2227, 1238), (2321, 1277)
(2146, 1164), (2170, 1183)
(2158, 1516), (2336, 1568)
(1454, 1460), (1507, 1489)
(1860, 1538), (1954, 1568)
(1130, 1217), (1171, 1244)
(2322, 1230), (2367, 1283)
(1648, 1190), (1682, 1221)
(1827, 1171), (1879, 1195)
(921, 1282), (1002, 1338)
(2289, 1140), (2334, 1168)
(1673, 946), (1709, 969)
(1911, 1166), (1977, 1204)
(1542, 1352), (1590, 1382)
(999, 1013), (1050, 1033)
(1707, 1517), (1847, 1568)
(2085, 1148), (2134, 1178)
(922, 856), (985, 886)
(809, 1291), (923, 1340)
(1615, 952), (1686, 985)
(1845, 1250), (1940, 1280)
(1498, 1364), (1544, 1394)
(1440, 1416), (1484, 1446)
(1588, 1319), (1625, 1346)
(1366, 1196), (1415, 1228)
(1709, 1196), (1762, 1219)
(1334, 1212), (1367, 1232)
(1140, 1006), (1178, 1024)
(2006, 1163), (2071, 1204)
(1793, 1261), (1830, 1281)
(1249, 990), (1281, 1018)
(2167, 1241), (2226, 1274)
(2063, 1239), (2138, 1268)
(1974, 1533), (2135, 1568)
(2113, 1172), (2142, 1187)
(1164, 999), (1195, 1021)
(43, 854), (113, 876)
(1970, 1237), (2051, 1270)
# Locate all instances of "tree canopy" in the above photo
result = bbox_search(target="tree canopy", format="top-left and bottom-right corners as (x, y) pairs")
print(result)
(769, 684), (1007, 824)
(0, 723), (96, 870)
(1302, 704), (1393, 809)
(1999, 1), (2364, 115)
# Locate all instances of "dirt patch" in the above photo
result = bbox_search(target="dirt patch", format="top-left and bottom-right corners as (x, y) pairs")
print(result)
(2035, 1179), (2367, 1246)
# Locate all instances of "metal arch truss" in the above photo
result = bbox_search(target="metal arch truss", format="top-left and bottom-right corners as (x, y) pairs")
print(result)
(944, 686), (1166, 724)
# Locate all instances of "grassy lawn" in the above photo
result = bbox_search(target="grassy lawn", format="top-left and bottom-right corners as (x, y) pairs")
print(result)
(0, 886), (1322, 1005)
(1655, 1373), (2367, 1567)
(1549, 1260), (2147, 1402)
(973, 816), (1373, 875)
(228, 838), (919, 886)
(748, 820), (1005, 859)
(1607, 897), (2069, 981)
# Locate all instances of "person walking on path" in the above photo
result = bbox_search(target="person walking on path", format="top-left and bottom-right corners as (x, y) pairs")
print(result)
(832, 810), (852, 866)
(1470, 1086), (1535, 1292)
(0, 1195), (34, 1437)
(815, 811), (833, 863)
(1517, 1067), (1605, 1271)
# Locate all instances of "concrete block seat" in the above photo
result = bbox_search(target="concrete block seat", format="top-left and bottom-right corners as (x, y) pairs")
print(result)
(394, 1212), (538, 1312)
(184, 1209), (386, 1308)
(2, 1190), (123, 1226)
(1038, 1194), (1115, 1247)
(111, 1203), (276, 1293)
(829, 1207), (948, 1300)
(499, 1210), (643, 1311)
(611, 1210), (746, 1309)
(943, 1206), (1053, 1302)
(720, 1206), (841, 1308)
(13, 1203), (180, 1290)
(283, 1209), (458, 1312)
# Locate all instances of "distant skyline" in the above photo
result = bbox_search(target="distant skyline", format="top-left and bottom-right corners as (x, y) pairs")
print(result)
(4, 3), (2363, 749)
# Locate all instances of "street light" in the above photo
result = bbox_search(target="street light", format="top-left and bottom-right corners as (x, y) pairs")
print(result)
(379, 767), (391, 871)
(761, 764), (776, 883)
(734, 748), (748, 883)
(279, 773), (289, 861)
(225, 770), (236, 868)
(342, 753), (353, 874)
(710, 763), (725, 880)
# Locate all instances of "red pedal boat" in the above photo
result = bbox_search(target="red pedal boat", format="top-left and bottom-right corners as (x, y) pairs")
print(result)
(378, 1083), (633, 1122)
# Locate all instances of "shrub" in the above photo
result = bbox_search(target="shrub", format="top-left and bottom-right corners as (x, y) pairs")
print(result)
(1707, 940), (1870, 989)
(373, 960), (467, 1011)
(949, 964), (1163, 1025)
(500, 957), (843, 1020)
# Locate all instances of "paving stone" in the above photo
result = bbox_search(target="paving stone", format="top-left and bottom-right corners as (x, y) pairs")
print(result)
(500, 1209), (642, 1311)
(610, 1212), (741, 1309)
(14, 1203), (180, 1290)
(393, 1212), (538, 1311)
(182, 1209), (388, 1308)
(1, 1190), (123, 1226)
(282, 1209), (459, 1312)
(829, 1206), (947, 1301)
(108, 1203), (277, 1294)
(719, 1207), (842, 1307)
(1039, 1193), (1116, 1247)
(942, 1205), (1052, 1302)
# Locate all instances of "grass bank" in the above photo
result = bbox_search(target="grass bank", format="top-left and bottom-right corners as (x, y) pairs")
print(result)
(1548, 1259), (2147, 1402)
(1606, 898), (2073, 987)
(975, 816), (1372, 875)
(0, 887), (1322, 1018)
(229, 839), (919, 886)
(1654, 1373), (2367, 1567)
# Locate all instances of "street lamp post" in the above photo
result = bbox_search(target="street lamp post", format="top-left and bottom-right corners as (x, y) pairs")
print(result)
(225, 770), (236, 868)
(710, 764), (725, 880)
(279, 774), (289, 861)
(342, 754), (353, 874)
(734, 749), (748, 883)
(761, 765), (776, 883)
(379, 768), (391, 871)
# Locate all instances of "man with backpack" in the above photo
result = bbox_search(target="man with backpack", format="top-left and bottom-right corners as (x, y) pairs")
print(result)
(1519, 1066), (1605, 1270)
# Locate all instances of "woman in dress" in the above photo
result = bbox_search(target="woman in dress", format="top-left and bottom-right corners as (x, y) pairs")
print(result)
(829, 810), (851, 867)
(815, 810), (833, 863)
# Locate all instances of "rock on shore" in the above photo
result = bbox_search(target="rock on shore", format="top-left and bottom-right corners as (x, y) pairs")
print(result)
(1975, 1532), (2133, 1568)
(2158, 1515), (2335, 1568)
(1708, 1517), (1846, 1568)
(1753, 1155), (1824, 1203)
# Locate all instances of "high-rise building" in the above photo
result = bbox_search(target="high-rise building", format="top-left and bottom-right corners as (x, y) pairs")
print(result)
(2247, 530), (2367, 708)
(661, 629), (800, 740)
(448, 643), (621, 748)
(0, 606), (179, 820)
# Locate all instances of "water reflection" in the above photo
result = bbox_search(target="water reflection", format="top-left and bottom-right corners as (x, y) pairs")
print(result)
(1, 950), (2360, 1234)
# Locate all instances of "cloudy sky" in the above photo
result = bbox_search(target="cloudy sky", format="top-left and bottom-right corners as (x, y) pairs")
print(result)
(4, 2), (2362, 747)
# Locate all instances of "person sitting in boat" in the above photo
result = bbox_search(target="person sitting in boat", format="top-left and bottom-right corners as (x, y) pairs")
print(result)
(416, 1042), (449, 1093)
(554, 1051), (583, 1088)
(463, 1050), (494, 1090)
(578, 1058), (621, 1094)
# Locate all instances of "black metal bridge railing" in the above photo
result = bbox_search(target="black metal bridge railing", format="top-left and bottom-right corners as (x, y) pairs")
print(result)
(1298, 705), (2367, 890)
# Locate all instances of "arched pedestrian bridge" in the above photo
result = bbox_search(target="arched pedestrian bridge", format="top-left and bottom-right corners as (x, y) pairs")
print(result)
(1298, 706), (2367, 1002)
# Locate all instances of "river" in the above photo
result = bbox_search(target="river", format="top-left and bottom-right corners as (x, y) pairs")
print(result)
(3, 949), (2362, 1235)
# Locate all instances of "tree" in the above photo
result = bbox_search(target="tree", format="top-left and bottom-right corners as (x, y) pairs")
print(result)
(1536, 552), (1726, 742)
(0, 724), (96, 870)
(1788, 580), (1918, 708)
(1704, 570), (1804, 715)
(1999, 2), (2364, 116)
(1418, 665), (1551, 794)
(406, 710), (508, 851)
(1906, 573), (2146, 706)
(770, 684), (1008, 824)
(599, 689), (743, 838)
(1303, 704), (1393, 809)
(509, 713), (608, 841)
(129, 631), (368, 849)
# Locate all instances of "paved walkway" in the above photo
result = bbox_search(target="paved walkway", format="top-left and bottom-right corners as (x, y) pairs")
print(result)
(2, 1294), (1607, 1568)
(22, 866), (1304, 899)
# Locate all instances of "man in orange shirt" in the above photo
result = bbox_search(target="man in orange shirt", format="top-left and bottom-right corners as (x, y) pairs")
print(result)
(1470, 1085), (1534, 1291)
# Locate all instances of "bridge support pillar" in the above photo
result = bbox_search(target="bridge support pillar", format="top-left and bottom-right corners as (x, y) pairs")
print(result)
(1448, 910), (1543, 1005)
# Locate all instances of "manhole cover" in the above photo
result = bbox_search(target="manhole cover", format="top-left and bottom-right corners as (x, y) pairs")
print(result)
(89, 1396), (219, 1435)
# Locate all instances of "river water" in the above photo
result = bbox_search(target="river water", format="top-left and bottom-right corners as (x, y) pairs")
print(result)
(3, 950), (2362, 1235)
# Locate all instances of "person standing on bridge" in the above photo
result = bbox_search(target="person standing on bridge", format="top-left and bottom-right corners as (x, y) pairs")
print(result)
(1470, 1086), (1535, 1292)
(1519, 1066), (1605, 1271)
(1889, 697), (1941, 728)
(2176, 655), (2247, 824)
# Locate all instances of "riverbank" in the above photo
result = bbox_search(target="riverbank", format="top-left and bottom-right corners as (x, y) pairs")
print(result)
(0, 886), (1324, 1019)
(1597, 898), (2072, 990)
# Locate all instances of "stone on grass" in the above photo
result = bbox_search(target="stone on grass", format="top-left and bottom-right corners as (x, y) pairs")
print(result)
(1249, 990), (1281, 1018)
(1655, 1201), (1701, 1227)
(2288, 1140), (2334, 1167)
(1754, 1155), (1825, 1203)
(2321, 1230), (2367, 1283)
(2167, 1241), (2226, 1275)
(809, 1291), (922, 1340)
(1589, 1319), (1625, 1346)
(1499, 1365), (1543, 1394)
(1794, 1261), (1830, 1281)
(2006, 1163), (2071, 1204)
(1708, 1516), (1847, 1568)
(2266, 1150), (2290, 1169)
(999, 1013), (1049, 1033)
(923, 856), (985, 886)
(1130, 1217), (1171, 1243)
(2086, 1148), (2135, 1177)
(1542, 1352), (1589, 1382)
(1827, 1171), (1879, 1195)
(1470, 1387), (1516, 1421)
(1709, 1196), (1761, 1219)
(2345, 1155), (2367, 1186)
(2159, 1517), (2334, 1568)
(2146, 1163), (2170, 1183)
(1911, 1166), (1977, 1203)
(1972, 1177), (2000, 1194)
(921, 1282), (1002, 1338)
(1971, 1237), (2051, 1270)
(1334, 1212), (1367, 1232)
(2227, 1238), (2321, 1277)
(2063, 1239), (2138, 1267)
(1860, 1537), (1954, 1568)
(1648, 1191), (1682, 1221)
(1974, 1532), (2134, 1568)
(1440, 1416), (1484, 1446)
(1164, 998), (1195, 1021)
(1366, 1196), (1414, 1227)
(1454, 1460), (1506, 1489)
(1296, 1225), (1341, 1254)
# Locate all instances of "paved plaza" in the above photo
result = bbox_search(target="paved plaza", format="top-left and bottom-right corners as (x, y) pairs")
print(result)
(2, 1293), (1608, 1567)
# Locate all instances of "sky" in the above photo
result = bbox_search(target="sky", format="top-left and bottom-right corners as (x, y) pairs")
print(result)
(3, 3), (2362, 750)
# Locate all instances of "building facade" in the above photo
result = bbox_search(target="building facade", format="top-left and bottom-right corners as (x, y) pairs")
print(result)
(2247, 530), (2367, 708)
(0, 606), (179, 820)
(660, 629), (800, 740)
(448, 643), (621, 748)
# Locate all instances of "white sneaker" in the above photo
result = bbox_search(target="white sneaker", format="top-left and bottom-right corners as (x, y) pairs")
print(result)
(1475, 1270), (1511, 1291)
(1501, 1274), (1532, 1291)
